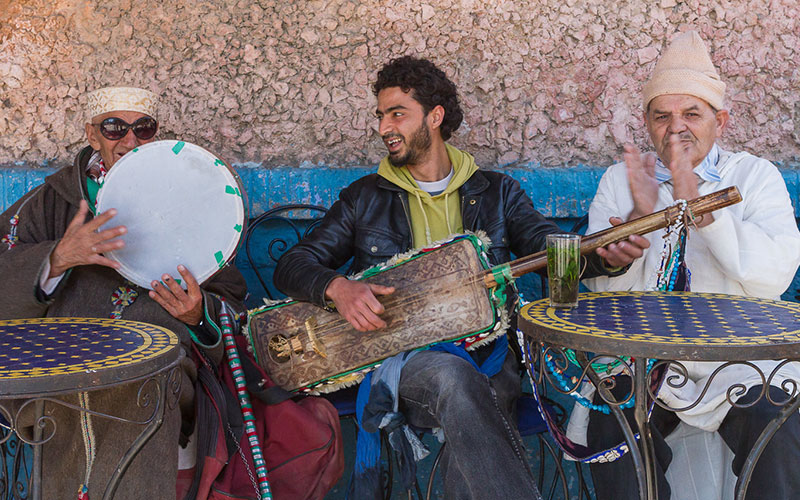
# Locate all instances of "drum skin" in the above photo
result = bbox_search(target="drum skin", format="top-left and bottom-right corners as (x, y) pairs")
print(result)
(96, 140), (246, 289)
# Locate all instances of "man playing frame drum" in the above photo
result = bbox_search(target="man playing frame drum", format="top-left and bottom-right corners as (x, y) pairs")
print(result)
(0, 86), (247, 498)
(273, 56), (649, 499)
(580, 32), (800, 499)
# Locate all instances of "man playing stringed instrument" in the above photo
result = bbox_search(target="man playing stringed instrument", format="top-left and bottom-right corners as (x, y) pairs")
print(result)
(580, 31), (800, 500)
(274, 56), (649, 499)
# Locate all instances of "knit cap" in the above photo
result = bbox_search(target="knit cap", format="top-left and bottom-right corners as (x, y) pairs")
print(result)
(642, 31), (725, 110)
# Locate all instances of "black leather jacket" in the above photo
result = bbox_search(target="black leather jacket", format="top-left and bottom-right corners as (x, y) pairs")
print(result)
(274, 169), (623, 307)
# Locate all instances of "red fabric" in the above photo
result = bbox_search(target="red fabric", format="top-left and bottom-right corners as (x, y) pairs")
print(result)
(191, 337), (344, 500)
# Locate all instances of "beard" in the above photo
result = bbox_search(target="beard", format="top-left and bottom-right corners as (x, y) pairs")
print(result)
(387, 121), (432, 168)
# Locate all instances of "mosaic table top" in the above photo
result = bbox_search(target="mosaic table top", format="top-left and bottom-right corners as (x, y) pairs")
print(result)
(0, 317), (180, 397)
(519, 291), (800, 361)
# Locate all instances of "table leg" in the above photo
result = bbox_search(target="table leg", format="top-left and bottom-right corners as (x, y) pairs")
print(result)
(634, 359), (658, 500)
(30, 399), (43, 500)
(576, 352), (649, 500)
(734, 394), (800, 500)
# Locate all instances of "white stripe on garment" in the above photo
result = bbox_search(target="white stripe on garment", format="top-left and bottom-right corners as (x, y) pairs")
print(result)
(655, 143), (722, 184)
(664, 421), (736, 500)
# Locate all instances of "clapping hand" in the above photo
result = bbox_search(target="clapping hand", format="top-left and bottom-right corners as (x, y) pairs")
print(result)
(623, 144), (658, 221)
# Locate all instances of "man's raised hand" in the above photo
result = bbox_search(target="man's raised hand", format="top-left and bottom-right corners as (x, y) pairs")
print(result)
(49, 200), (126, 278)
(624, 144), (658, 221)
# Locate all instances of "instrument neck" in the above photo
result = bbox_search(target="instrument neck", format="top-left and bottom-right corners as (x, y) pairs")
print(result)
(481, 186), (741, 288)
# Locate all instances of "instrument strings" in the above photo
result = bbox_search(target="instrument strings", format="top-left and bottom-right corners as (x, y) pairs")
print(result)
(290, 268), (493, 343)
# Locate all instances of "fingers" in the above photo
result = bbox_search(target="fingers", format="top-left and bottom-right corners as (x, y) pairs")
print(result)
(349, 308), (386, 332)
(87, 254), (121, 270)
(149, 268), (203, 325)
(366, 284), (395, 314)
(597, 236), (650, 267)
(369, 283), (395, 296)
(608, 216), (625, 227)
(623, 144), (643, 171)
(90, 233), (126, 253)
(643, 152), (656, 177)
(150, 276), (181, 311)
(623, 143), (641, 158)
(84, 207), (119, 233)
(627, 235), (650, 250)
(177, 264), (202, 299)
(347, 288), (387, 331)
(94, 224), (127, 244)
(325, 278), (390, 332)
(65, 200), (91, 232)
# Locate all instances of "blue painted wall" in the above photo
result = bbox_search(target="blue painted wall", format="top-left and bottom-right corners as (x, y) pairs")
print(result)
(3, 163), (800, 218)
(2, 164), (800, 302)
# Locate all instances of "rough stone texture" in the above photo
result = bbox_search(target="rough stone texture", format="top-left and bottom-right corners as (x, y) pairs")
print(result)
(1, 0), (800, 169)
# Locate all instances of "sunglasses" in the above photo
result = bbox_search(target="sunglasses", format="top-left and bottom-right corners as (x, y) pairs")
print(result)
(92, 116), (158, 141)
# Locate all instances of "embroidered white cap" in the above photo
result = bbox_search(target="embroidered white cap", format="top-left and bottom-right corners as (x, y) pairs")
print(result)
(86, 86), (159, 120)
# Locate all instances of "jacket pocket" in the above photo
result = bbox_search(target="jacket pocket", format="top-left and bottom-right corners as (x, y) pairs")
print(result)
(353, 225), (408, 268)
(479, 219), (510, 265)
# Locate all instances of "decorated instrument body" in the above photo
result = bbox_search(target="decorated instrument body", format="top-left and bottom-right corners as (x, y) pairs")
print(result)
(247, 235), (502, 393)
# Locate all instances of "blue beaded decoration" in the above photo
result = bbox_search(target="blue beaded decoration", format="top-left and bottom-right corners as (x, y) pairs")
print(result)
(545, 350), (656, 413)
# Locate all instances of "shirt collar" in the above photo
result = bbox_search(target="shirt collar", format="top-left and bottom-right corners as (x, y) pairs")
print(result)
(654, 143), (721, 184)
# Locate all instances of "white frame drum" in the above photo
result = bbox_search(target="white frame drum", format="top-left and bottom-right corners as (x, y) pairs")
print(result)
(96, 140), (247, 289)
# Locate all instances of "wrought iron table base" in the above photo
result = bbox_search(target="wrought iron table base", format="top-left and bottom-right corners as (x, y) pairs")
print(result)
(526, 342), (800, 500)
(0, 360), (181, 500)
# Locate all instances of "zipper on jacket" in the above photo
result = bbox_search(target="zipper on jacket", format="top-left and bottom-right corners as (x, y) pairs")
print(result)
(461, 195), (468, 230)
(397, 192), (413, 239)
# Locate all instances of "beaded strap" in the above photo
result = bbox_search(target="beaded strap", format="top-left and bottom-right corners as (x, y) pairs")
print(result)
(654, 199), (691, 291)
(220, 302), (272, 500)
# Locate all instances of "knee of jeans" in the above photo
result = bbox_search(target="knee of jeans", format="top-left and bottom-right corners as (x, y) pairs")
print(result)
(433, 359), (487, 389)
(426, 361), (491, 407)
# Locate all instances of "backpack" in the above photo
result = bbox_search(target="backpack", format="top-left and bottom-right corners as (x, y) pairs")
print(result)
(181, 335), (344, 500)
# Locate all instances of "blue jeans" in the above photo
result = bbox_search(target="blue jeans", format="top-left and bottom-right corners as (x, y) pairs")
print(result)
(398, 349), (542, 500)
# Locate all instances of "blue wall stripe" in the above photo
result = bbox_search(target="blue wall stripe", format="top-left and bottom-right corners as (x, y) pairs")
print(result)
(2, 164), (799, 302)
(1, 165), (799, 218)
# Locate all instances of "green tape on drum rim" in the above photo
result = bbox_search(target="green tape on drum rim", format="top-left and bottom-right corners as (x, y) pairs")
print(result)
(172, 141), (186, 155)
(214, 251), (224, 268)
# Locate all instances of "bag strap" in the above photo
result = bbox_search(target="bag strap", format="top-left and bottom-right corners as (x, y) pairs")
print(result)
(236, 343), (294, 405)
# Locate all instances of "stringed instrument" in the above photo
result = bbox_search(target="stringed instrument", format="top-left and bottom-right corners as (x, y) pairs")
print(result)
(246, 187), (742, 393)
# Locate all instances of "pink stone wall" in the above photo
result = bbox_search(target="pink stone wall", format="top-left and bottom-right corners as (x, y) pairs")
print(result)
(1, 0), (799, 168)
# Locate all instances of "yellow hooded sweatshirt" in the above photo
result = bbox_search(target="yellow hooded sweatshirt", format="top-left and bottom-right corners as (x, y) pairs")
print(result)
(377, 144), (479, 249)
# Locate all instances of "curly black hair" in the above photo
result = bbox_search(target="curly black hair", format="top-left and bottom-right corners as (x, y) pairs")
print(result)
(373, 56), (463, 141)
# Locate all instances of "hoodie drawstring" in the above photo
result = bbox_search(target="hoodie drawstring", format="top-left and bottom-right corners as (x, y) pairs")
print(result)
(444, 192), (452, 235)
(413, 191), (433, 245)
